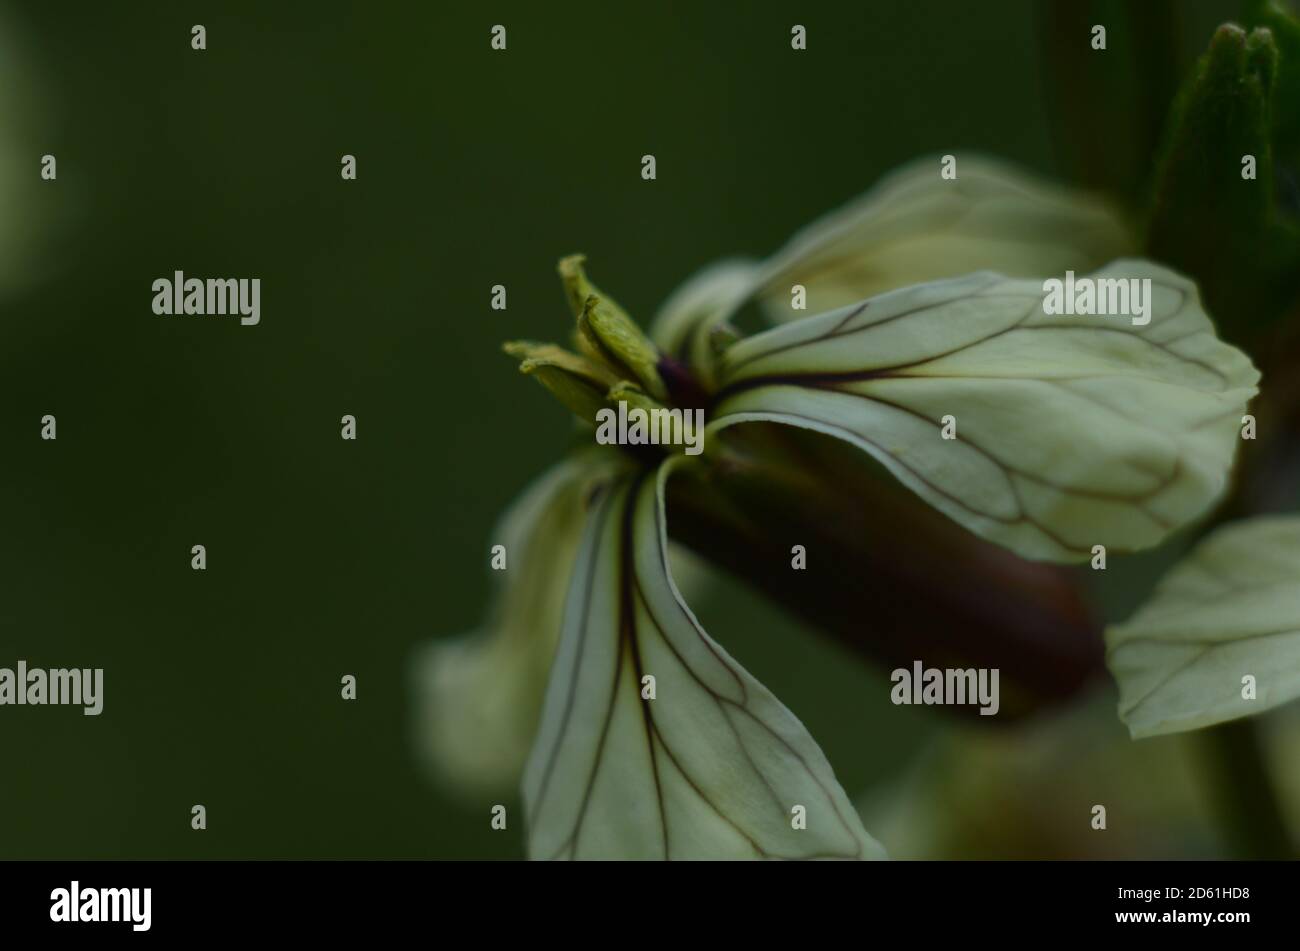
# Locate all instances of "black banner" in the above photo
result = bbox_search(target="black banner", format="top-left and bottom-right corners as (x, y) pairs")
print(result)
(0, 860), (1283, 938)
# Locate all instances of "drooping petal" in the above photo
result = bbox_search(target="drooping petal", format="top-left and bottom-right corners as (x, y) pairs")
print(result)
(1106, 516), (1300, 739)
(413, 449), (624, 797)
(711, 260), (1260, 562)
(755, 153), (1134, 321)
(522, 462), (884, 859)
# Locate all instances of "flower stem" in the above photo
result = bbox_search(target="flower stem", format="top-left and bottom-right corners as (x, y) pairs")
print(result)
(1200, 717), (1295, 859)
(664, 423), (1104, 719)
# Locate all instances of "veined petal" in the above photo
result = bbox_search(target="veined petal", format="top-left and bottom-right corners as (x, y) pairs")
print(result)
(649, 258), (761, 368)
(414, 449), (624, 797)
(1106, 516), (1300, 739)
(654, 156), (1132, 388)
(754, 153), (1134, 322)
(522, 462), (884, 859)
(711, 260), (1260, 562)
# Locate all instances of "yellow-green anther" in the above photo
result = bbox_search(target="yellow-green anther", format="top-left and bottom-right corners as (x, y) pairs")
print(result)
(503, 340), (623, 425)
(580, 296), (667, 401)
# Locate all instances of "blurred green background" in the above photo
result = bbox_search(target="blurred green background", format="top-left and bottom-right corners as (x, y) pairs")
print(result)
(0, 0), (1270, 859)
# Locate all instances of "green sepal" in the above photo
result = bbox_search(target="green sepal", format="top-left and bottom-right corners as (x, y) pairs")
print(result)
(1147, 23), (1300, 338)
(579, 296), (667, 400)
(1243, 0), (1300, 157)
(558, 255), (668, 400)
(605, 380), (666, 415)
(504, 340), (621, 426)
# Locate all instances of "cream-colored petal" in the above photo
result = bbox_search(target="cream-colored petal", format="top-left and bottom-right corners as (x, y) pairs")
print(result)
(649, 258), (761, 369)
(1107, 516), (1300, 738)
(522, 462), (884, 859)
(413, 450), (623, 797)
(713, 261), (1258, 562)
(756, 153), (1134, 321)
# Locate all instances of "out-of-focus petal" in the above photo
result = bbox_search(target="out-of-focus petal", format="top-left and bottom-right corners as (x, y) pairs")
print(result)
(756, 153), (1134, 321)
(413, 449), (623, 797)
(1107, 515), (1300, 738)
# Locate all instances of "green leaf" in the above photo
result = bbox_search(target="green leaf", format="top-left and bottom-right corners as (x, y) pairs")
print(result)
(522, 464), (884, 859)
(711, 260), (1259, 562)
(1106, 515), (1300, 738)
(414, 450), (625, 796)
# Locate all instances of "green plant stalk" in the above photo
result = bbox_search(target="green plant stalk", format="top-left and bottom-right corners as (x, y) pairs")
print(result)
(1200, 718), (1295, 859)
(1138, 15), (1300, 861)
